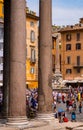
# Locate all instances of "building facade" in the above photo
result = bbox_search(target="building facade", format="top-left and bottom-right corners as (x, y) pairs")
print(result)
(26, 7), (39, 89)
(60, 18), (83, 86)
(0, 20), (3, 86)
(0, 0), (3, 19)
(0, 3), (39, 89)
(0, 0), (3, 86)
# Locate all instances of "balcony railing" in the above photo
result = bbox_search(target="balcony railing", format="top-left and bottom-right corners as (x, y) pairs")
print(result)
(73, 63), (83, 68)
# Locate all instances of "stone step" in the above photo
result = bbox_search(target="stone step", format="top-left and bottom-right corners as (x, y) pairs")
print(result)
(36, 113), (56, 121)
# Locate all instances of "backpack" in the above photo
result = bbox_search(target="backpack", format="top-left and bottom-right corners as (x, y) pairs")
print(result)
(63, 117), (68, 122)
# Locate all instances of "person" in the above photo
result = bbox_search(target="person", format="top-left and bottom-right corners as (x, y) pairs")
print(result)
(52, 99), (56, 112)
(54, 107), (58, 118)
(62, 94), (65, 103)
(71, 111), (76, 122)
(78, 92), (81, 102)
(58, 112), (62, 123)
(66, 99), (69, 111)
(69, 100), (73, 113)
(79, 101), (82, 113)
(69, 105), (73, 113)
(73, 101), (77, 111)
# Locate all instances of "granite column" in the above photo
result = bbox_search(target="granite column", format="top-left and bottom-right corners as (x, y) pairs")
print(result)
(38, 0), (53, 113)
(7, 0), (28, 125)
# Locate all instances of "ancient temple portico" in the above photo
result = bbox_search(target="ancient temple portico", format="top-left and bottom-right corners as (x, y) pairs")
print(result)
(3, 0), (53, 126)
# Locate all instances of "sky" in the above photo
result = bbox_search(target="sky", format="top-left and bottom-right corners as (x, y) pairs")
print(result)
(26, 0), (83, 26)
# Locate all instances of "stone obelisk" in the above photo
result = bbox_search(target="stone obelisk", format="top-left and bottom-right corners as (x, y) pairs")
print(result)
(38, 0), (53, 113)
(55, 35), (61, 74)
(53, 35), (63, 89)
(6, 0), (28, 126)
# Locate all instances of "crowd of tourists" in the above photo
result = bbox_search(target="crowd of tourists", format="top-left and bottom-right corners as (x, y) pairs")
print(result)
(26, 88), (38, 117)
(52, 86), (83, 122)
(0, 89), (3, 114)
(0, 85), (83, 121)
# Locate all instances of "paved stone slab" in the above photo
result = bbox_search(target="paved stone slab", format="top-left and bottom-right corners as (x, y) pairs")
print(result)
(24, 119), (49, 128)
(74, 127), (83, 130)
(0, 126), (19, 130)
(0, 119), (83, 130)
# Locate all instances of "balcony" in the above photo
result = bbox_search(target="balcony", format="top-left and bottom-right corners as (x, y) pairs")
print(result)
(73, 64), (83, 68)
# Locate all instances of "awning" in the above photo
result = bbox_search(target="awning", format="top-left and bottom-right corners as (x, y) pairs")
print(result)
(67, 80), (78, 83)
(65, 80), (83, 83)
(78, 80), (83, 83)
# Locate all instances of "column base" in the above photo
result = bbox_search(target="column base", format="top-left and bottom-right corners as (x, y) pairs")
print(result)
(37, 113), (55, 121)
(6, 116), (29, 128)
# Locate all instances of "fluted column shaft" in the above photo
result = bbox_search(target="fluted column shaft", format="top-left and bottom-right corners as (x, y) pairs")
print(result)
(38, 0), (53, 112)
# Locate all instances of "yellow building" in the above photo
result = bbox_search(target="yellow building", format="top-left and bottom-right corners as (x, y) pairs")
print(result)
(0, 3), (39, 89)
(0, 0), (3, 18)
(60, 18), (83, 87)
(26, 7), (39, 89)
(0, 0), (3, 86)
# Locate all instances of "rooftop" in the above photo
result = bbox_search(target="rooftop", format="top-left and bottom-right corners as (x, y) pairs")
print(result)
(59, 18), (83, 32)
(26, 7), (39, 20)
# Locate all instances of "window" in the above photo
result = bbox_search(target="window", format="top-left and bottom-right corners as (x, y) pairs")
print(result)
(30, 21), (34, 27)
(0, 70), (3, 74)
(76, 43), (81, 50)
(0, 42), (3, 50)
(77, 56), (80, 65)
(52, 55), (55, 72)
(30, 30), (35, 43)
(31, 48), (36, 62)
(52, 39), (55, 49)
(67, 56), (70, 64)
(77, 68), (80, 73)
(66, 44), (71, 51)
(59, 44), (61, 49)
(30, 67), (34, 74)
(66, 34), (71, 41)
(0, 28), (3, 40)
(66, 69), (72, 74)
(76, 33), (80, 41)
